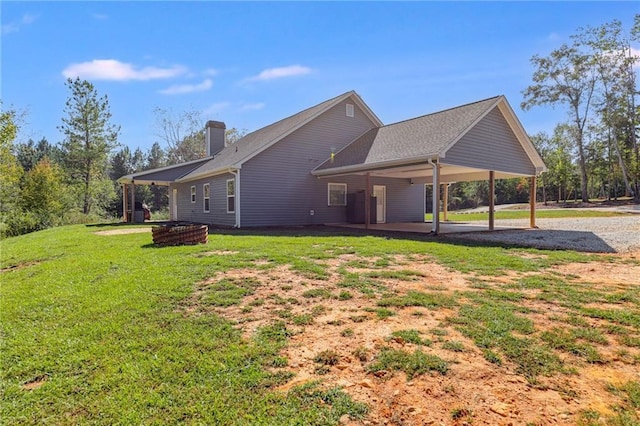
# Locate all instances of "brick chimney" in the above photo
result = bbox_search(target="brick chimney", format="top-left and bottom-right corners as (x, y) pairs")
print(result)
(205, 120), (226, 156)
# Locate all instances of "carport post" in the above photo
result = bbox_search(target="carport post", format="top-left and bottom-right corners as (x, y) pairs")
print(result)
(122, 184), (128, 222)
(489, 171), (495, 231)
(431, 160), (440, 234)
(130, 182), (135, 223)
(443, 184), (449, 222)
(530, 175), (537, 228)
(365, 173), (371, 230)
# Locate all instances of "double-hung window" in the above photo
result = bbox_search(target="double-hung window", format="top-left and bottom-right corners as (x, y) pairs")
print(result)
(190, 186), (196, 203)
(227, 179), (235, 213)
(203, 183), (210, 212)
(328, 183), (347, 206)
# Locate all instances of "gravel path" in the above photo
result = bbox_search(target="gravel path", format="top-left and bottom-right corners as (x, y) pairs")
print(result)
(447, 216), (640, 253)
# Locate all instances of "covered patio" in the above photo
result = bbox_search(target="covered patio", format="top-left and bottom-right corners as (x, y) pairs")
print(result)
(336, 220), (524, 234)
(312, 95), (546, 234)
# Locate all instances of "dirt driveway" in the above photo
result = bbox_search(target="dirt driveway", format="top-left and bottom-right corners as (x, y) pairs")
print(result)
(448, 215), (640, 253)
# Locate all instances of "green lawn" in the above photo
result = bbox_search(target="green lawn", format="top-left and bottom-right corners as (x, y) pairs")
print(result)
(426, 209), (631, 222)
(1, 223), (638, 424)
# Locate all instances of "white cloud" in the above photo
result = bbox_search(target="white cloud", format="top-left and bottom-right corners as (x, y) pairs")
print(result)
(546, 32), (560, 42)
(247, 65), (312, 82)
(203, 68), (219, 77)
(62, 59), (187, 81)
(240, 102), (265, 111)
(158, 79), (213, 95)
(202, 102), (231, 116)
(2, 13), (37, 35)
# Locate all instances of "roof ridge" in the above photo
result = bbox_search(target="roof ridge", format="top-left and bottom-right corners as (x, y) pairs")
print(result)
(379, 95), (503, 129)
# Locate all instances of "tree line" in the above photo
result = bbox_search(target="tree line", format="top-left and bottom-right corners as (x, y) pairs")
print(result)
(1, 78), (244, 238)
(1, 15), (638, 238)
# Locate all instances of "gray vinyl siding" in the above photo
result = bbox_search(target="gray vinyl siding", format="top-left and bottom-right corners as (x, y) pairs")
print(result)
(169, 173), (236, 226)
(240, 99), (381, 226)
(327, 175), (425, 223)
(444, 108), (537, 175)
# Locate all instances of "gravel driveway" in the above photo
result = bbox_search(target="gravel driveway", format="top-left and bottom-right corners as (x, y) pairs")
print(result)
(447, 216), (640, 253)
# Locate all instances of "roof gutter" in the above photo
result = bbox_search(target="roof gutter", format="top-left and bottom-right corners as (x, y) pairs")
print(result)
(175, 165), (241, 183)
(312, 154), (439, 177)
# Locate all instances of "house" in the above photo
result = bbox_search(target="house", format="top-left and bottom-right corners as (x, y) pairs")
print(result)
(118, 91), (545, 233)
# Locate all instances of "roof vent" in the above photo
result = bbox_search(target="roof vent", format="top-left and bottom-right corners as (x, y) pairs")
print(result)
(346, 104), (354, 118)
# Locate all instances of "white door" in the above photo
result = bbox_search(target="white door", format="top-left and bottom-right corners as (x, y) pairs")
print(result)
(373, 185), (386, 223)
(172, 189), (178, 220)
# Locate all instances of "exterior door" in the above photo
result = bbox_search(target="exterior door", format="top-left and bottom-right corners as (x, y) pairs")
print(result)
(172, 189), (178, 220)
(373, 185), (386, 223)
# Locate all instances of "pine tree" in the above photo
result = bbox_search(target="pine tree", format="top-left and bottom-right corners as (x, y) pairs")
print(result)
(59, 78), (120, 214)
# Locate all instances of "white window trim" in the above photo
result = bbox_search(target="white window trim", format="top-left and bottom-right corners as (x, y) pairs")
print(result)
(226, 178), (235, 214)
(190, 185), (196, 203)
(203, 183), (210, 213)
(328, 183), (347, 206)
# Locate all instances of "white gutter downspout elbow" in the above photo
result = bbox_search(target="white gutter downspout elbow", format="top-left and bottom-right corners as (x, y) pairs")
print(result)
(428, 158), (440, 234)
(230, 168), (241, 228)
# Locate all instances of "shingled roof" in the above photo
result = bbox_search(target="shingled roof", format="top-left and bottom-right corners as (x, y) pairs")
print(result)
(314, 96), (503, 174)
(175, 91), (381, 182)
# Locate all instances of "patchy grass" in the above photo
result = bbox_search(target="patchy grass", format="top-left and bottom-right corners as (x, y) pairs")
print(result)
(390, 329), (432, 346)
(1, 223), (636, 424)
(367, 348), (448, 379)
(377, 291), (457, 309)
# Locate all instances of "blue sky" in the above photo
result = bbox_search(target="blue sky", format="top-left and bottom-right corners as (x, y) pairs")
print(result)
(2, 1), (639, 152)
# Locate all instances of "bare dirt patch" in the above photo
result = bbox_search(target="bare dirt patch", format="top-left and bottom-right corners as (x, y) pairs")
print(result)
(94, 228), (150, 236)
(180, 252), (640, 425)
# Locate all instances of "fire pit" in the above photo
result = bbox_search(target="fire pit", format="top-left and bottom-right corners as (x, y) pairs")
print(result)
(152, 223), (208, 246)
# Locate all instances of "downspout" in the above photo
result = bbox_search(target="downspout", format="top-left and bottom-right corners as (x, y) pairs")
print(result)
(230, 169), (241, 228)
(428, 158), (440, 234)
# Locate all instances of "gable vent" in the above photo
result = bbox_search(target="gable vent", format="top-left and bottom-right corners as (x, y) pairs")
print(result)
(346, 103), (354, 117)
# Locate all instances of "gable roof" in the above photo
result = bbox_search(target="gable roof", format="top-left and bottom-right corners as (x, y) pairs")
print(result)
(117, 157), (211, 185)
(313, 95), (545, 176)
(313, 96), (501, 173)
(175, 91), (382, 182)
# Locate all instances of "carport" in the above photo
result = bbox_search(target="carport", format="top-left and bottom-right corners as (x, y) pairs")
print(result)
(117, 158), (210, 222)
(312, 95), (546, 234)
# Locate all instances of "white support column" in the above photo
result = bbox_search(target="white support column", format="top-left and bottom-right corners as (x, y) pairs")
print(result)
(365, 173), (371, 230)
(130, 183), (136, 223)
(489, 171), (495, 231)
(122, 184), (128, 222)
(431, 161), (440, 234)
(443, 183), (449, 222)
(530, 175), (537, 228)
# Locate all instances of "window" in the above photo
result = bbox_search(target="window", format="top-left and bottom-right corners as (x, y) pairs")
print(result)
(346, 103), (354, 117)
(328, 183), (347, 206)
(190, 186), (196, 203)
(203, 183), (210, 212)
(227, 179), (235, 213)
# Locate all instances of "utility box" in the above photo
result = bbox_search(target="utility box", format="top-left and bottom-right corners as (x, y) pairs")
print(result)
(346, 191), (377, 224)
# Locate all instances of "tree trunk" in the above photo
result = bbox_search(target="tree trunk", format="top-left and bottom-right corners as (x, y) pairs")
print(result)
(576, 139), (589, 202)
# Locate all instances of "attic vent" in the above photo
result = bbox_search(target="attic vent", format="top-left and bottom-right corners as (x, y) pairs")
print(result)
(346, 103), (354, 117)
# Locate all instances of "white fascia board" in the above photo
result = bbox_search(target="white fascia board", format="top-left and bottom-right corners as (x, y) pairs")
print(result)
(312, 155), (438, 177)
(175, 165), (241, 183)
